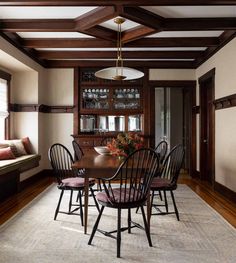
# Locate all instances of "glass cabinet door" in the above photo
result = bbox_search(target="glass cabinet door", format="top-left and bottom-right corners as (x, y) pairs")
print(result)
(82, 88), (109, 109)
(128, 115), (142, 131)
(98, 115), (125, 132)
(113, 88), (141, 109)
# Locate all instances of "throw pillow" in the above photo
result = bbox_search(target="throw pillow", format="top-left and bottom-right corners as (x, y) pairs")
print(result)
(0, 147), (16, 160)
(3, 139), (27, 157)
(21, 137), (32, 154)
(0, 143), (9, 149)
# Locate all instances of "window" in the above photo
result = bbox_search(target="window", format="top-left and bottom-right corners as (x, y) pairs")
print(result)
(0, 71), (11, 140)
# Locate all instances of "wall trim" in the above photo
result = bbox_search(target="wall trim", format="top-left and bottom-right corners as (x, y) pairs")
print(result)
(214, 181), (236, 203)
(213, 93), (236, 110)
(19, 169), (53, 191)
(9, 103), (74, 113)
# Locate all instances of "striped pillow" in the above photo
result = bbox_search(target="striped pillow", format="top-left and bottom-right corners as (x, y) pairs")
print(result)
(2, 140), (27, 157)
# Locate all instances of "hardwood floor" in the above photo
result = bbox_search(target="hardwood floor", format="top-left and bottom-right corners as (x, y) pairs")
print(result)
(0, 175), (235, 227)
(179, 175), (236, 228)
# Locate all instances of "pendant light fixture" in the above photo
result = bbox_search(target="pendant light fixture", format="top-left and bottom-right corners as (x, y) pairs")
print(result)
(95, 17), (144, 81)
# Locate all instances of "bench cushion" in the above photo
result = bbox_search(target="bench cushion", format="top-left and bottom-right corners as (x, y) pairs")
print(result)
(0, 154), (41, 176)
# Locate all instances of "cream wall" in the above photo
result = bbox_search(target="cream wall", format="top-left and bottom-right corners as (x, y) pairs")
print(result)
(43, 68), (74, 105)
(196, 37), (236, 192)
(149, 69), (195, 80)
(41, 68), (74, 168)
(11, 71), (38, 104)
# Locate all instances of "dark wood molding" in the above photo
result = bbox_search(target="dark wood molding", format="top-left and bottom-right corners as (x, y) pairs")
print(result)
(192, 105), (200, 114)
(23, 37), (220, 48)
(46, 60), (195, 69)
(214, 181), (236, 203)
(75, 6), (117, 31)
(0, 1), (235, 6)
(0, 32), (46, 67)
(199, 68), (215, 185)
(213, 93), (236, 110)
(198, 68), (216, 84)
(192, 170), (200, 179)
(0, 69), (11, 81)
(19, 170), (53, 192)
(9, 103), (74, 113)
(195, 31), (236, 68)
(73, 67), (79, 135)
(37, 50), (203, 60)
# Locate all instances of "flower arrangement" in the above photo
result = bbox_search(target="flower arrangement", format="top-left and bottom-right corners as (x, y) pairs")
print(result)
(107, 132), (144, 157)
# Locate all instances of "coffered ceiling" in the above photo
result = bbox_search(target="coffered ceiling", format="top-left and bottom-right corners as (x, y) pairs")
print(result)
(0, 0), (236, 69)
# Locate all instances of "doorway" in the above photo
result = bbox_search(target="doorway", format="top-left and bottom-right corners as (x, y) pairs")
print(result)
(199, 68), (215, 185)
(155, 87), (191, 171)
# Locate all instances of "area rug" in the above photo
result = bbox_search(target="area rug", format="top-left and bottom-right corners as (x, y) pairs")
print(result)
(0, 184), (235, 263)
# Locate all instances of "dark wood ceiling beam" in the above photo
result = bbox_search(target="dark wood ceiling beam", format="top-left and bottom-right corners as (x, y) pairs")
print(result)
(46, 60), (195, 69)
(121, 6), (164, 30)
(82, 25), (117, 41)
(195, 30), (236, 67)
(0, 19), (75, 32)
(0, 32), (46, 67)
(23, 37), (220, 48)
(164, 18), (236, 31)
(2, 18), (235, 33)
(37, 50), (202, 59)
(23, 38), (115, 48)
(0, 1), (236, 6)
(23, 38), (114, 48)
(75, 6), (118, 31)
(122, 26), (157, 43)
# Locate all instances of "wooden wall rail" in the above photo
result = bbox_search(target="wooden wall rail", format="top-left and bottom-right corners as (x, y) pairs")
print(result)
(9, 103), (74, 113)
(213, 93), (236, 110)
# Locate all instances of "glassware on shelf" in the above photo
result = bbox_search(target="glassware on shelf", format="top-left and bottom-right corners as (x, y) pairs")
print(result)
(80, 115), (95, 132)
(128, 115), (142, 131)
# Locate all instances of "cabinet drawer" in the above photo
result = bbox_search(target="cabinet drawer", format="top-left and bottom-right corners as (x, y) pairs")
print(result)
(94, 138), (102, 146)
(79, 139), (94, 147)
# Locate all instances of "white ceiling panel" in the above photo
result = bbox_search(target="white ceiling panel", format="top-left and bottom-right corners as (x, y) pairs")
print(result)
(17, 32), (94, 38)
(142, 6), (236, 18)
(0, 7), (97, 19)
(147, 31), (224, 38)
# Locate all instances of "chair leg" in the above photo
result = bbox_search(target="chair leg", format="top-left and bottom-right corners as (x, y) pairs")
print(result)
(90, 187), (100, 212)
(170, 190), (179, 221)
(78, 190), (84, 226)
(140, 206), (152, 247)
(164, 190), (168, 213)
(88, 206), (104, 245)
(54, 190), (64, 220)
(69, 190), (73, 213)
(150, 190), (155, 215)
(97, 179), (102, 191)
(128, 208), (131, 234)
(159, 190), (163, 201)
(117, 208), (121, 258)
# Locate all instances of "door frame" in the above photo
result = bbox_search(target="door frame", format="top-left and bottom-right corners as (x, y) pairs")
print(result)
(149, 80), (196, 176)
(199, 68), (215, 185)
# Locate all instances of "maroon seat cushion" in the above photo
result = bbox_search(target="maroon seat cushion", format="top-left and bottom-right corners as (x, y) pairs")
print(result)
(96, 188), (144, 205)
(62, 177), (95, 188)
(150, 177), (173, 189)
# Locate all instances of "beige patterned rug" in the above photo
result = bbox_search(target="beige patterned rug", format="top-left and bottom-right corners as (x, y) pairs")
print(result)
(0, 184), (235, 263)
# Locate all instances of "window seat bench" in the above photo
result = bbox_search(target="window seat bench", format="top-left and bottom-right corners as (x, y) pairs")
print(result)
(0, 154), (41, 201)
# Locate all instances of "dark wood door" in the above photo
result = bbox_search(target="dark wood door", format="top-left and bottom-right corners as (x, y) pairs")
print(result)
(199, 69), (215, 185)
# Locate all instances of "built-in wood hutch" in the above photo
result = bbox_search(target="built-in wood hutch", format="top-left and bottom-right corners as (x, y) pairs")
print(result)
(72, 67), (150, 152)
